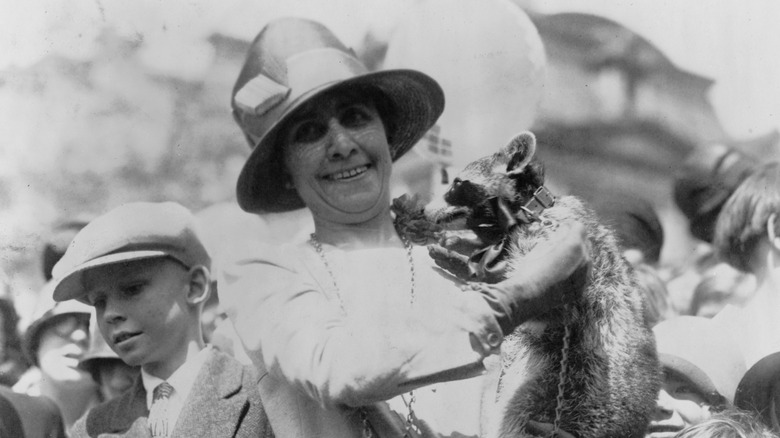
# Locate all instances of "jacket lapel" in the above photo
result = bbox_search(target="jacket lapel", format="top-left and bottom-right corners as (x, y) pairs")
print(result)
(172, 350), (248, 438)
(86, 375), (150, 437)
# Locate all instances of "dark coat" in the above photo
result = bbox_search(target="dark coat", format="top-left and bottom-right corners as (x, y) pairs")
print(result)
(0, 385), (66, 438)
(69, 350), (274, 438)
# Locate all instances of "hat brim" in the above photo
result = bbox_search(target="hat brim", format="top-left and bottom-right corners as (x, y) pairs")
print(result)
(660, 353), (724, 404)
(734, 352), (780, 419)
(235, 69), (445, 213)
(23, 308), (90, 367)
(52, 250), (173, 302)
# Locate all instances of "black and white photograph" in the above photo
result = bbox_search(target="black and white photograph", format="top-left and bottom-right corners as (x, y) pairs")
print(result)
(1, 0), (779, 437)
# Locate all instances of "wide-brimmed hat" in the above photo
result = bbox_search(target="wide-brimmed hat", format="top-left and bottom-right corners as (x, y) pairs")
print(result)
(654, 316), (746, 405)
(23, 298), (91, 367)
(232, 17), (445, 213)
(51, 202), (211, 303)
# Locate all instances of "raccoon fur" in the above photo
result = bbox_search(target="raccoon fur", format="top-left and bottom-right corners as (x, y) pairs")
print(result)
(402, 132), (660, 438)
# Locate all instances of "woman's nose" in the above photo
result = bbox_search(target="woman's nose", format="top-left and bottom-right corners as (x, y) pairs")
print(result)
(326, 120), (358, 160)
(71, 326), (89, 347)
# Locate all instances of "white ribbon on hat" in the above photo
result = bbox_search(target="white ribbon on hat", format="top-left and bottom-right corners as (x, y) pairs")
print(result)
(234, 48), (367, 117)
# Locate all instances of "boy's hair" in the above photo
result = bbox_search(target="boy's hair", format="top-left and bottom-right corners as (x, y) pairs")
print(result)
(675, 409), (778, 438)
(714, 162), (780, 273)
(50, 202), (211, 303)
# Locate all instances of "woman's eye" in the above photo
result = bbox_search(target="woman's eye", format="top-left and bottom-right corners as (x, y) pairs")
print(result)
(340, 105), (373, 128)
(291, 120), (326, 143)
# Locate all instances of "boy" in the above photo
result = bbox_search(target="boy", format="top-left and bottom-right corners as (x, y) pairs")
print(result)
(49, 201), (272, 438)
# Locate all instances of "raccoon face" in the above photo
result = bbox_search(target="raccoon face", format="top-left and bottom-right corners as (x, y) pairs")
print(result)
(446, 131), (543, 209)
(436, 132), (545, 243)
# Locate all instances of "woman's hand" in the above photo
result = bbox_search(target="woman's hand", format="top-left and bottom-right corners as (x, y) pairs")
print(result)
(471, 220), (591, 335)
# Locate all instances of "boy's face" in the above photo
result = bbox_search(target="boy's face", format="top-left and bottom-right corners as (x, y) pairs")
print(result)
(645, 369), (714, 438)
(82, 257), (196, 377)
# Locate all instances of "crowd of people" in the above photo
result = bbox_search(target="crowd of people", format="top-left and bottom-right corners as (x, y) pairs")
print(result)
(1, 15), (778, 438)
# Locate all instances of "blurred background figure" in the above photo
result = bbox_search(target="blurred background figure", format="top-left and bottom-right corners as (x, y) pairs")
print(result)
(0, 296), (29, 387)
(711, 162), (780, 363)
(0, 385), (66, 438)
(666, 143), (758, 315)
(13, 299), (100, 430)
(689, 264), (756, 318)
(674, 143), (758, 245)
(733, 348), (780, 435)
(78, 311), (139, 402)
(646, 316), (746, 438)
(675, 408), (778, 438)
(592, 195), (665, 268)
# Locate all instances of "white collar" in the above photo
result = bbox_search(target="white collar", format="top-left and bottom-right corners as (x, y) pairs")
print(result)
(142, 346), (213, 409)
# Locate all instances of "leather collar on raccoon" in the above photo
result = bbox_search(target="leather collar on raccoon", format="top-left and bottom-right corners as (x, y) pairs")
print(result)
(467, 185), (556, 280)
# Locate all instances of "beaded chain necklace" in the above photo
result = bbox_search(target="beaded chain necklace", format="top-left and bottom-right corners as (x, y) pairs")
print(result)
(309, 233), (420, 438)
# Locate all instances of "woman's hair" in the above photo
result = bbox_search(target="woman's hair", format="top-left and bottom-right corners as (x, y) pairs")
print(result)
(675, 409), (778, 438)
(714, 162), (780, 273)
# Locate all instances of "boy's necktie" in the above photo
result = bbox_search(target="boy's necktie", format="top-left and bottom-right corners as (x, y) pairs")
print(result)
(149, 381), (174, 438)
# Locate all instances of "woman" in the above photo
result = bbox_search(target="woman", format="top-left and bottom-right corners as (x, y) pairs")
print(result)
(222, 17), (590, 437)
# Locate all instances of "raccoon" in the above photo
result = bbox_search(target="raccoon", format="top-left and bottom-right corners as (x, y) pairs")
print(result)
(415, 132), (660, 437)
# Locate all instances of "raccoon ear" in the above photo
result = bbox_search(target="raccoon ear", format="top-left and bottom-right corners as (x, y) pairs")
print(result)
(505, 131), (537, 176)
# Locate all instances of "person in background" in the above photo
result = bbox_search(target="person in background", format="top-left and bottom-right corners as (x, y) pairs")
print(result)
(689, 264), (755, 318)
(13, 299), (100, 431)
(646, 316), (746, 438)
(224, 17), (590, 437)
(711, 162), (780, 362)
(0, 385), (66, 438)
(78, 311), (139, 402)
(674, 409), (778, 438)
(50, 201), (272, 438)
(0, 297), (29, 386)
(667, 143), (757, 316)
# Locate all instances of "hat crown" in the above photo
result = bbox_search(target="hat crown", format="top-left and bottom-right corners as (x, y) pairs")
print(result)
(232, 18), (366, 136)
(51, 202), (211, 302)
(234, 18), (349, 92)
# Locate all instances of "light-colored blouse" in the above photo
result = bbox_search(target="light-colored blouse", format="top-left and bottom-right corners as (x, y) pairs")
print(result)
(221, 240), (503, 437)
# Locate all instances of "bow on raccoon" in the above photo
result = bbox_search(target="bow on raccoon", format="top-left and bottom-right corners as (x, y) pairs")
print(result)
(398, 132), (660, 438)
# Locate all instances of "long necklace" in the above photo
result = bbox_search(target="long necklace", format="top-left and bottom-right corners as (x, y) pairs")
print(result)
(309, 233), (419, 438)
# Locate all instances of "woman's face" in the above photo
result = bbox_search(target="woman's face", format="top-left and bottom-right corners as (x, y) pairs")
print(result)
(282, 90), (392, 224)
(37, 313), (93, 384)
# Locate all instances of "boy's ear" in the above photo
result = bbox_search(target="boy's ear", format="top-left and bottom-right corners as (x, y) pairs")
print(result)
(768, 213), (780, 251)
(185, 266), (211, 306)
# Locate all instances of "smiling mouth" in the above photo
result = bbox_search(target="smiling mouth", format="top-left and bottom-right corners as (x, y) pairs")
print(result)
(113, 332), (140, 345)
(323, 165), (370, 181)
